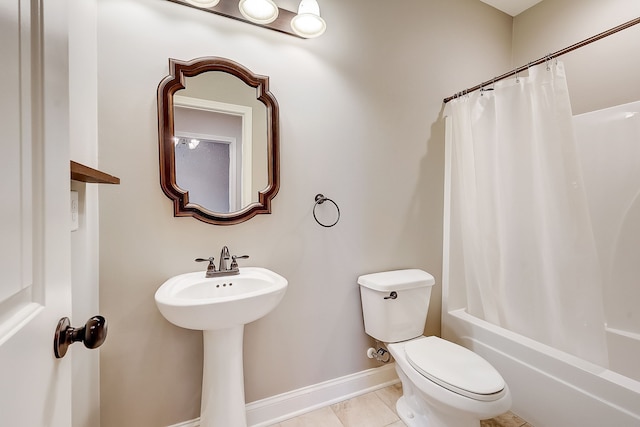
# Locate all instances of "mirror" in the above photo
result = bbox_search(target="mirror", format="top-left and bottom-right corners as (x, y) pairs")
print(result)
(157, 57), (280, 225)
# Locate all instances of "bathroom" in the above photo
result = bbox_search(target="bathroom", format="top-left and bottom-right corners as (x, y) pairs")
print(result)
(1, 0), (639, 426)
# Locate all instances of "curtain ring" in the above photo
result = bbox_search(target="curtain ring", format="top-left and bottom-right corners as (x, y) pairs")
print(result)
(313, 194), (340, 228)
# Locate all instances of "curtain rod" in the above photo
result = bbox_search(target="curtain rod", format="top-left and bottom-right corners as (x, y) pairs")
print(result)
(443, 16), (640, 104)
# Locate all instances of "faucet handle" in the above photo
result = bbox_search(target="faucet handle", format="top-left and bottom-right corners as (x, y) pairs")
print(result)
(195, 257), (216, 269)
(196, 257), (217, 277)
(230, 255), (249, 269)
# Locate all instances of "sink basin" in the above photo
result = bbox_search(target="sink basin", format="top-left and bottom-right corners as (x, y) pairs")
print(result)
(155, 267), (288, 330)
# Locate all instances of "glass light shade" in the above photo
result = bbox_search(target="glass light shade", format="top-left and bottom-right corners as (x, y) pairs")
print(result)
(184, 0), (220, 8)
(290, 0), (326, 38)
(239, 0), (279, 24)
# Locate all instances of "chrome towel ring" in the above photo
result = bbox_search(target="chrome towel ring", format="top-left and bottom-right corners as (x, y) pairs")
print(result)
(313, 194), (340, 228)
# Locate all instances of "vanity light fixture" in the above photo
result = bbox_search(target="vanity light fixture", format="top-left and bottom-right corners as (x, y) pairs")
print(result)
(168, 0), (327, 39)
(290, 0), (326, 38)
(238, 0), (279, 24)
(184, 0), (220, 7)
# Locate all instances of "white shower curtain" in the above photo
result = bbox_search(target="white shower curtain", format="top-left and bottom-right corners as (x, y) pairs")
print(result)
(445, 61), (609, 366)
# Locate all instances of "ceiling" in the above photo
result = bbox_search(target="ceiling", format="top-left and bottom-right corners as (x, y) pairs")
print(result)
(479, 0), (543, 16)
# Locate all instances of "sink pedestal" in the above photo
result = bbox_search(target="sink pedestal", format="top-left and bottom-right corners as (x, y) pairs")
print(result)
(201, 325), (247, 427)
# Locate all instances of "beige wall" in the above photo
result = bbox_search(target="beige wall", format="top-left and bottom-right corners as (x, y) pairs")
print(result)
(97, 0), (512, 425)
(513, 0), (640, 114)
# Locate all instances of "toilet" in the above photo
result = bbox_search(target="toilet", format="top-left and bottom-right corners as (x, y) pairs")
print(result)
(358, 269), (511, 427)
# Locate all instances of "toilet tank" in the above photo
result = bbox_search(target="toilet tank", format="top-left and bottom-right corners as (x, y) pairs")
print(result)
(358, 269), (435, 343)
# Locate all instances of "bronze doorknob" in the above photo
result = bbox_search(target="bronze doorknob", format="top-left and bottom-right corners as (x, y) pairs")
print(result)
(54, 315), (108, 359)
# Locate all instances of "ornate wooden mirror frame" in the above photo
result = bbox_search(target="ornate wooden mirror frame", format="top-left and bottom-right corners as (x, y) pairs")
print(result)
(157, 57), (280, 225)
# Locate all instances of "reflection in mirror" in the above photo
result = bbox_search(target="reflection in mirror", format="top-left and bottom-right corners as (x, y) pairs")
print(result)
(174, 134), (235, 212)
(157, 57), (279, 225)
(173, 95), (254, 212)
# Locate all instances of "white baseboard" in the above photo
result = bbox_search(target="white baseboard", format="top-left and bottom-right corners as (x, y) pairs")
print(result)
(247, 363), (399, 426)
(166, 420), (199, 427)
(167, 363), (399, 427)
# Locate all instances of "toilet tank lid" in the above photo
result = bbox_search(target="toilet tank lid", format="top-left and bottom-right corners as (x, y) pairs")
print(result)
(358, 269), (435, 291)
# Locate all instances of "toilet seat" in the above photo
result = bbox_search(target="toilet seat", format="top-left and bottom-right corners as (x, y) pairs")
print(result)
(405, 336), (506, 402)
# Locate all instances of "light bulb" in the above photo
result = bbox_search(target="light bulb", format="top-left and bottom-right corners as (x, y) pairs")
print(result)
(291, 0), (326, 38)
(239, 0), (279, 24)
(184, 0), (220, 8)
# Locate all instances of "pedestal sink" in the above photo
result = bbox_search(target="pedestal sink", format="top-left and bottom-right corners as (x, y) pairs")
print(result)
(155, 267), (288, 427)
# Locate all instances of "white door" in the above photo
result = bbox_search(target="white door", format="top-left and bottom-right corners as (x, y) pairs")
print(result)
(0, 0), (73, 425)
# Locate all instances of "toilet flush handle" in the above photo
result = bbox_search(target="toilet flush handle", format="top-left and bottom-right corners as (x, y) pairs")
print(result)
(384, 291), (397, 300)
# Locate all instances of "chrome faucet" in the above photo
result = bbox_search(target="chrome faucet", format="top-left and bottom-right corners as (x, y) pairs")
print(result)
(219, 246), (230, 272)
(196, 247), (249, 278)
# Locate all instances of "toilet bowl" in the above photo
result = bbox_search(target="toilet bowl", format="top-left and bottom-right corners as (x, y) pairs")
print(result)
(358, 270), (511, 427)
(387, 336), (511, 426)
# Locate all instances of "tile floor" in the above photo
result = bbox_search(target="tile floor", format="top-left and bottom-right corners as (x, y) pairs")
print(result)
(268, 383), (533, 427)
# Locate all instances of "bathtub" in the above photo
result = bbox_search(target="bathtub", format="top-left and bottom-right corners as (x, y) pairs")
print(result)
(441, 309), (640, 426)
